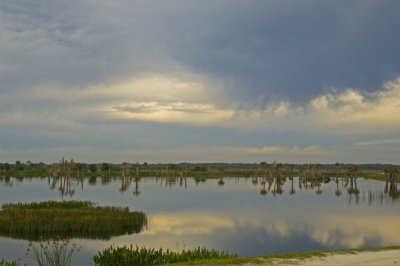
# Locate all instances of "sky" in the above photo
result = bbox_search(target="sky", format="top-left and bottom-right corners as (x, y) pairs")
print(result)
(1, 0), (400, 164)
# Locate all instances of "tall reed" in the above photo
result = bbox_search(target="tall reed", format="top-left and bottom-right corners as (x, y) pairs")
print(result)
(27, 239), (79, 266)
(0, 258), (20, 266)
(93, 245), (237, 265)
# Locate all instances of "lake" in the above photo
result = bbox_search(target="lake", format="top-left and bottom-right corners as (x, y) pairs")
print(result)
(0, 175), (399, 265)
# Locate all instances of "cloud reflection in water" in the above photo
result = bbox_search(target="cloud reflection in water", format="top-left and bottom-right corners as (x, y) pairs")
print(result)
(117, 208), (400, 256)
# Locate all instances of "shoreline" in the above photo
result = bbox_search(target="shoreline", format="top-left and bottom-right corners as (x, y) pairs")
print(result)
(183, 246), (400, 265)
(264, 249), (400, 266)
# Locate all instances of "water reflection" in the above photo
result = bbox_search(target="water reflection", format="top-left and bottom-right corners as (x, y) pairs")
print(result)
(0, 176), (13, 187)
(0, 215), (147, 241)
(0, 174), (400, 264)
(334, 178), (342, 197)
(384, 180), (400, 200)
(1, 173), (400, 205)
(126, 208), (400, 256)
(47, 159), (78, 198)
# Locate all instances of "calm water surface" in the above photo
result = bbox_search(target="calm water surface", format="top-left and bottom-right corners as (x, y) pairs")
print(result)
(0, 176), (399, 265)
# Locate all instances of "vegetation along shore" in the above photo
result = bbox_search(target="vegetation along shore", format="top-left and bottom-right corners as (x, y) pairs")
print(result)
(1, 159), (399, 181)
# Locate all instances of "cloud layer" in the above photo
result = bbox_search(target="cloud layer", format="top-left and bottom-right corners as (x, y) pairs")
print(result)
(1, 73), (400, 163)
(1, 1), (400, 163)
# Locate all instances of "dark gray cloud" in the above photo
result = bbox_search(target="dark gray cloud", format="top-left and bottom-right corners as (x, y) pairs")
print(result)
(2, 1), (399, 101)
(168, 0), (400, 102)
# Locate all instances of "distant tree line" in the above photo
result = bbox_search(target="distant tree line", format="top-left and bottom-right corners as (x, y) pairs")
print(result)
(0, 159), (398, 179)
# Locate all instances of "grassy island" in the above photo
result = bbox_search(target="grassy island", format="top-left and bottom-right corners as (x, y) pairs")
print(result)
(0, 201), (147, 240)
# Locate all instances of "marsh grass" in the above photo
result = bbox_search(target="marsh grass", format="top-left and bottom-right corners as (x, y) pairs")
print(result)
(27, 239), (79, 266)
(1, 200), (95, 210)
(0, 258), (20, 266)
(0, 201), (147, 240)
(362, 171), (386, 180)
(93, 246), (237, 265)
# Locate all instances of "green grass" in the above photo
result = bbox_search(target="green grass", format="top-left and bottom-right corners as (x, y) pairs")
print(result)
(176, 246), (400, 265)
(0, 258), (20, 266)
(93, 246), (237, 265)
(1, 200), (95, 210)
(361, 171), (385, 180)
(0, 201), (147, 240)
(3, 244), (400, 265)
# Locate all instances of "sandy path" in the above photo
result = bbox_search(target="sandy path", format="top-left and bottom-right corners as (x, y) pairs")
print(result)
(267, 249), (400, 266)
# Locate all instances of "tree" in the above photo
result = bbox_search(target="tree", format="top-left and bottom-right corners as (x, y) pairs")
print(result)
(15, 160), (24, 170)
(260, 161), (268, 176)
(120, 162), (130, 177)
(88, 164), (97, 173)
(289, 164), (295, 176)
(101, 163), (111, 172)
(135, 162), (140, 178)
(388, 165), (399, 183)
(168, 164), (178, 170)
(252, 164), (259, 177)
(334, 162), (343, 178)
(275, 162), (284, 177)
(69, 159), (75, 174)
(346, 166), (360, 179)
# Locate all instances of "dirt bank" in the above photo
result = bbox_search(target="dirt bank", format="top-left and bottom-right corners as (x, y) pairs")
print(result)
(261, 249), (400, 266)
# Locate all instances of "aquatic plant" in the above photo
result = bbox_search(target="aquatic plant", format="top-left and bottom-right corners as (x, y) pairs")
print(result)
(0, 258), (20, 266)
(1, 200), (95, 210)
(0, 201), (147, 240)
(93, 245), (237, 265)
(27, 239), (79, 266)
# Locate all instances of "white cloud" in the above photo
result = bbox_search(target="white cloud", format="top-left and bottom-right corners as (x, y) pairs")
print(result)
(238, 77), (400, 132)
(1, 72), (400, 163)
(104, 101), (233, 126)
(354, 138), (400, 146)
(228, 145), (329, 156)
(288, 145), (329, 156)
(2, 73), (400, 132)
(306, 79), (400, 129)
(239, 146), (284, 154)
(0, 72), (227, 126)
